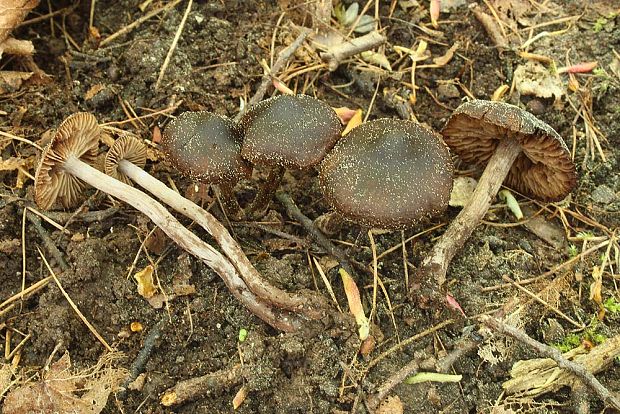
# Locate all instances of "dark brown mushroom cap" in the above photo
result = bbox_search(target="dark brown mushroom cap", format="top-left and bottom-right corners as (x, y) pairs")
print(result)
(105, 135), (147, 185)
(319, 119), (454, 229)
(441, 100), (577, 202)
(240, 94), (342, 169)
(162, 111), (250, 184)
(34, 112), (102, 210)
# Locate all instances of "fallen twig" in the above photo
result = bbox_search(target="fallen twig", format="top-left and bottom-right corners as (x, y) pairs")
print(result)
(118, 318), (166, 400)
(276, 191), (359, 279)
(161, 364), (245, 406)
(236, 27), (311, 122)
(367, 335), (480, 410)
(481, 315), (620, 410)
(321, 30), (386, 71)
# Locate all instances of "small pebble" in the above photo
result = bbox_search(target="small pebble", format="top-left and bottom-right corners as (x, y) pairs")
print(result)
(437, 83), (460, 100)
(591, 184), (616, 204)
(526, 99), (546, 115)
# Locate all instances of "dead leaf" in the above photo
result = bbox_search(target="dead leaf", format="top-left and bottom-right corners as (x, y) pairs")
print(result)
(3, 352), (125, 414)
(341, 109), (363, 136)
(134, 265), (157, 298)
(433, 42), (459, 67)
(0, 71), (33, 93)
(513, 61), (564, 102)
(521, 208), (567, 250)
(376, 395), (404, 414)
(449, 176), (477, 207)
(0, 156), (25, 171)
(232, 385), (248, 410)
(84, 84), (107, 101)
(360, 50), (392, 71)
(0, 0), (39, 45)
(0, 238), (19, 254)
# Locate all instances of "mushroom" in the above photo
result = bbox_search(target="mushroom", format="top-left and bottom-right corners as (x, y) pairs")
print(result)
(105, 134), (323, 319)
(239, 94), (342, 215)
(319, 118), (454, 229)
(162, 111), (250, 217)
(34, 112), (300, 332)
(417, 99), (577, 291)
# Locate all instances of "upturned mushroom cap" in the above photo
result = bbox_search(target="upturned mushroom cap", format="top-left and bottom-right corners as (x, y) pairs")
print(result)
(162, 111), (250, 184)
(240, 94), (342, 169)
(441, 100), (577, 202)
(319, 119), (454, 229)
(34, 112), (102, 210)
(105, 135), (147, 185)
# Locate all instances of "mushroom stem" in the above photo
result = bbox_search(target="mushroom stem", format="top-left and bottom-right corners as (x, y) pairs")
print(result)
(416, 136), (522, 292)
(61, 155), (300, 332)
(245, 165), (285, 218)
(214, 181), (243, 219)
(117, 159), (323, 318)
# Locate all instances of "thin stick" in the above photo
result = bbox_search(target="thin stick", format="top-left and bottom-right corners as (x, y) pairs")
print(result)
(502, 275), (584, 329)
(321, 31), (387, 71)
(364, 319), (455, 373)
(0, 276), (52, 312)
(100, 0), (183, 46)
(482, 239), (611, 292)
(6, 333), (31, 361)
(235, 28), (311, 121)
(155, 0), (192, 90)
(276, 191), (358, 279)
(38, 248), (113, 352)
(118, 318), (166, 400)
(481, 315), (620, 410)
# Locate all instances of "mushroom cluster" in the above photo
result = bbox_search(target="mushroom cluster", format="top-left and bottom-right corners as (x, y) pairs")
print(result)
(160, 94), (454, 229)
(33, 95), (577, 326)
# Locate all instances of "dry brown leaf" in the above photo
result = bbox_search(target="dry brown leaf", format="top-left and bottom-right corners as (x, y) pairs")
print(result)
(433, 42), (459, 67)
(0, 238), (20, 254)
(85, 84), (107, 101)
(3, 352), (125, 414)
(0, 156), (26, 171)
(0, 71), (33, 93)
(0, 0), (39, 45)
(376, 395), (404, 414)
(232, 385), (248, 410)
(513, 61), (564, 102)
(134, 265), (157, 298)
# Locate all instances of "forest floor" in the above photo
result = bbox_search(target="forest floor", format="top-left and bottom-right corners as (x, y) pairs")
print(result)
(0, 0), (619, 413)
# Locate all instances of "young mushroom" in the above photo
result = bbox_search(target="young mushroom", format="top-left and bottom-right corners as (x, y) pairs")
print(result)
(417, 100), (577, 293)
(162, 111), (250, 217)
(319, 118), (454, 229)
(239, 94), (342, 216)
(34, 112), (301, 332)
(105, 134), (324, 319)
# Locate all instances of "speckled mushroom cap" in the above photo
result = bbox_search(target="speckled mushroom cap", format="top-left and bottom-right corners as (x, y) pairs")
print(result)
(442, 100), (577, 202)
(34, 112), (102, 210)
(105, 135), (147, 185)
(162, 111), (250, 184)
(239, 94), (342, 169)
(319, 119), (454, 229)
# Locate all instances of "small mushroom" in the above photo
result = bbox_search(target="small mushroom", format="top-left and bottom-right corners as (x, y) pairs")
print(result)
(162, 111), (250, 217)
(417, 100), (577, 292)
(34, 112), (300, 332)
(34, 113), (101, 210)
(319, 118), (454, 229)
(105, 135), (323, 319)
(240, 94), (342, 215)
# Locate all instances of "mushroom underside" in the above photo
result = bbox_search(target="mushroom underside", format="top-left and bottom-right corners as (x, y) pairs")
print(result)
(443, 122), (576, 202)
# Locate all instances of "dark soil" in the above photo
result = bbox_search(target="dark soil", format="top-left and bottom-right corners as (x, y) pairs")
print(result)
(1, 0), (619, 413)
